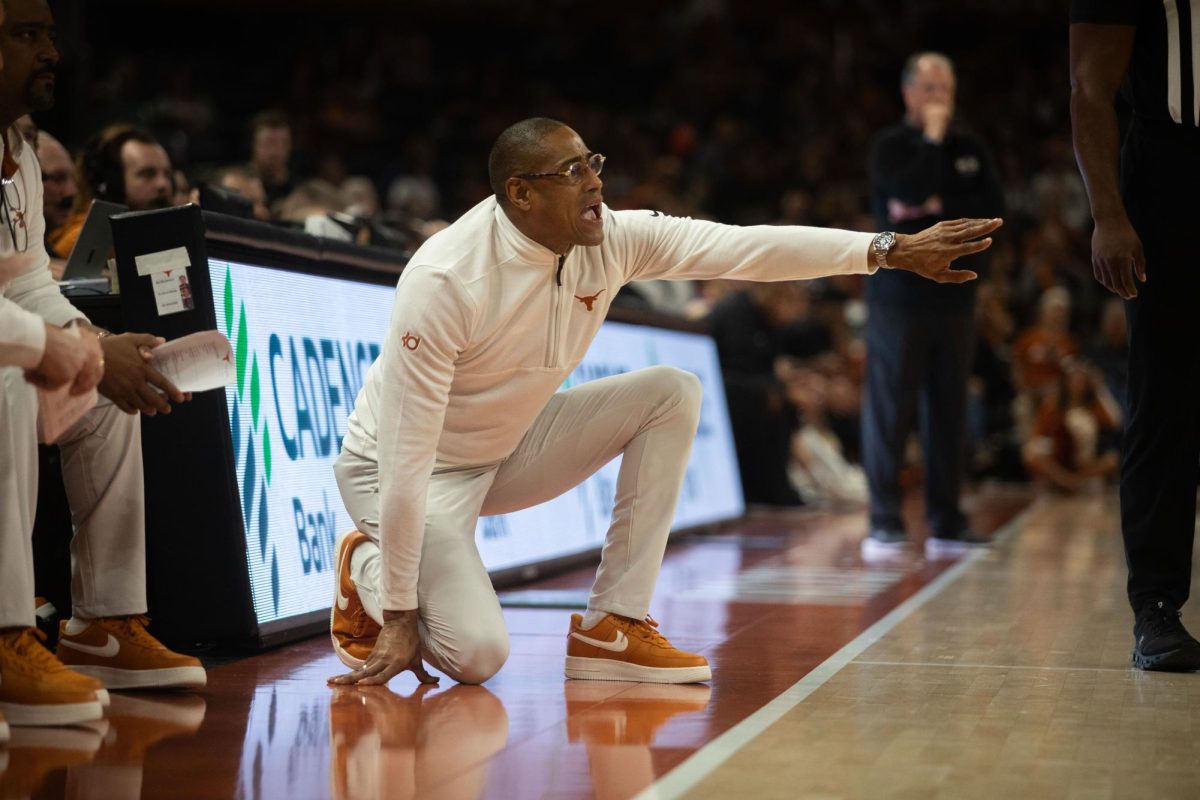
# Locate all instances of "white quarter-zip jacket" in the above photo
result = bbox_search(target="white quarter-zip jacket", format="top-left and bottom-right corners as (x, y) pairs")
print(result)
(0, 127), (86, 369)
(343, 197), (877, 610)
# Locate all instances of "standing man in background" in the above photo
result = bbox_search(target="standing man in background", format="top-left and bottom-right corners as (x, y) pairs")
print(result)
(861, 52), (1004, 560)
(1071, 1), (1200, 671)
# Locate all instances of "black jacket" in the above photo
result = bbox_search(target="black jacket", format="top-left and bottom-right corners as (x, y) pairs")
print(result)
(866, 120), (1004, 310)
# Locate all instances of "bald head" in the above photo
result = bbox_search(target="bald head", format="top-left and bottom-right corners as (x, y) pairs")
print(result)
(900, 51), (956, 131)
(901, 52), (955, 88)
(488, 117), (569, 203)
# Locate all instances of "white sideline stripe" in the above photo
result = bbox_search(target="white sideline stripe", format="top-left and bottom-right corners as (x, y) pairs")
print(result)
(855, 660), (1130, 674)
(634, 502), (1040, 800)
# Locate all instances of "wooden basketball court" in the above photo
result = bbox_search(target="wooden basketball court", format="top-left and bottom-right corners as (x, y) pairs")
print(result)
(7, 485), (1199, 799)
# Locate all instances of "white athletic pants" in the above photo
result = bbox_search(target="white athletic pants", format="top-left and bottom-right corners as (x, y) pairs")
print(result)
(334, 366), (702, 684)
(0, 366), (147, 628)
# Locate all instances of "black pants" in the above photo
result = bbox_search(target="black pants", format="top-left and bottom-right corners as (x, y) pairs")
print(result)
(724, 378), (800, 506)
(862, 304), (974, 536)
(1120, 118), (1200, 614)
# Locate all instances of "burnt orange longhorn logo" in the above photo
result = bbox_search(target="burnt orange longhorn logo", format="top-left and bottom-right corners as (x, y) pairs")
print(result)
(574, 289), (604, 311)
(401, 332), (421, 350)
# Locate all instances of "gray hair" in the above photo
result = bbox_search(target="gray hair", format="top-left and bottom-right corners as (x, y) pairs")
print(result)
(901, 51), (955, 87)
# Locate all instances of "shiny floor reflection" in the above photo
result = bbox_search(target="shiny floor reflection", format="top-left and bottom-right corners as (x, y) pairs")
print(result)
(8, 485), (1029, 799)
(329, 685), (508, 800)
(11, 694), (206, 800)
(565, 682), (712, 800)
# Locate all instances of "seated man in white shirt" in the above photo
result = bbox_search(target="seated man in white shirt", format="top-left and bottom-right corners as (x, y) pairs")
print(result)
(328, 117), (1001, 687)
(0, 0), (205, 734)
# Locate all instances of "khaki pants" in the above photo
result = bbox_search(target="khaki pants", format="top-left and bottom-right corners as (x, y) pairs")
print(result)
(0, 367), (147, 628)
(335, 366), (701, 684)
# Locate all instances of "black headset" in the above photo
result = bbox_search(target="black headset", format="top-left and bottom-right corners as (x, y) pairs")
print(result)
(80, 126), (151, 204)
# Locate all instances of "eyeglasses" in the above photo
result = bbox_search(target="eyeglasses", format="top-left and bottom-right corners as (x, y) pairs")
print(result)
(518, 153), (605, 184)
(0, 176), (28, 254)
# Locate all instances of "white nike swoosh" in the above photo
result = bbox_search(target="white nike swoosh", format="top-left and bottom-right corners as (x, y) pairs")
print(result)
(335, 546), (351, 610)
(570, 630), (629, 653)
(60, 634), (120, 659)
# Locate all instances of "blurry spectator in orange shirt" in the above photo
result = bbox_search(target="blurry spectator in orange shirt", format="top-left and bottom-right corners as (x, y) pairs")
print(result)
(1014, 286), (1078, 392)
(1012, 285), (1078, 439)
(36, 130), (75, 232)
(1023, 358), (1121, 493)
(34, 130), (76, 279)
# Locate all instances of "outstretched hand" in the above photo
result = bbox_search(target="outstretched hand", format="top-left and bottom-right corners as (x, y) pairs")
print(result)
(328, 609), (439, 687)
(887, 217), (1003, 283)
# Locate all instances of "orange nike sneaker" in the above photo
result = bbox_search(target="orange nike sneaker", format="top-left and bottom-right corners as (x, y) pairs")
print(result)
(0, 627), (104, 727)
(56, 616), (206, 690)
(565, 614), (711, 684)
(331, 531), (382, 669)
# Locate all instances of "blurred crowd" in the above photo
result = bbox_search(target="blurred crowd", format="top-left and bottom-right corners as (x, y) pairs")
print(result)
(40, 0), (1118, 506)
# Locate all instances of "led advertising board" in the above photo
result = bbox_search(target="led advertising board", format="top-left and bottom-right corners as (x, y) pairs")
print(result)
(213, 258), (743, 627)
(473, 322), (744, 574)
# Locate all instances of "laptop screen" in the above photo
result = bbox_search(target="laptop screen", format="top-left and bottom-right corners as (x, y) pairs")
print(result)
(60, 198), (129, 282)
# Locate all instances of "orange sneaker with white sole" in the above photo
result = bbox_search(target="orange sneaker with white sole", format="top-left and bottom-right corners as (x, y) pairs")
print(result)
(565, 614), (711, 684)
(56, 616), (206, 690)
(0, 627), (104, 727)
(331, 531), (382, 669)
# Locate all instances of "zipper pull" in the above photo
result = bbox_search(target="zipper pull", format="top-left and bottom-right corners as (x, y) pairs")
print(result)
(556, 254), (565, 287)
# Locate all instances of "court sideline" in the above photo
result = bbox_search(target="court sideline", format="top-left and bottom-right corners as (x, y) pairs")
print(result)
(11, 487), (1198, 798)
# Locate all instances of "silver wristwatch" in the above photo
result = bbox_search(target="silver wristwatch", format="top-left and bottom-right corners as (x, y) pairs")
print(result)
(872, 231), (897, 269)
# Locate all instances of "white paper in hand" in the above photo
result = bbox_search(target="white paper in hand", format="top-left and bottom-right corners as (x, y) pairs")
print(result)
(150, 330), (235, 393)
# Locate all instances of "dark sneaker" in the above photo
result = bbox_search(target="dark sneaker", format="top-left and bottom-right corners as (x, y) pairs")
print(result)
(1132, 600), (1200, 672)
(925, 529), (991, 559)
(861, 528), (908, 560)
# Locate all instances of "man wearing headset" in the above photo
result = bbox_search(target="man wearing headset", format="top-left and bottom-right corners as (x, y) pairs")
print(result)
(49, 124), (173, 260)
